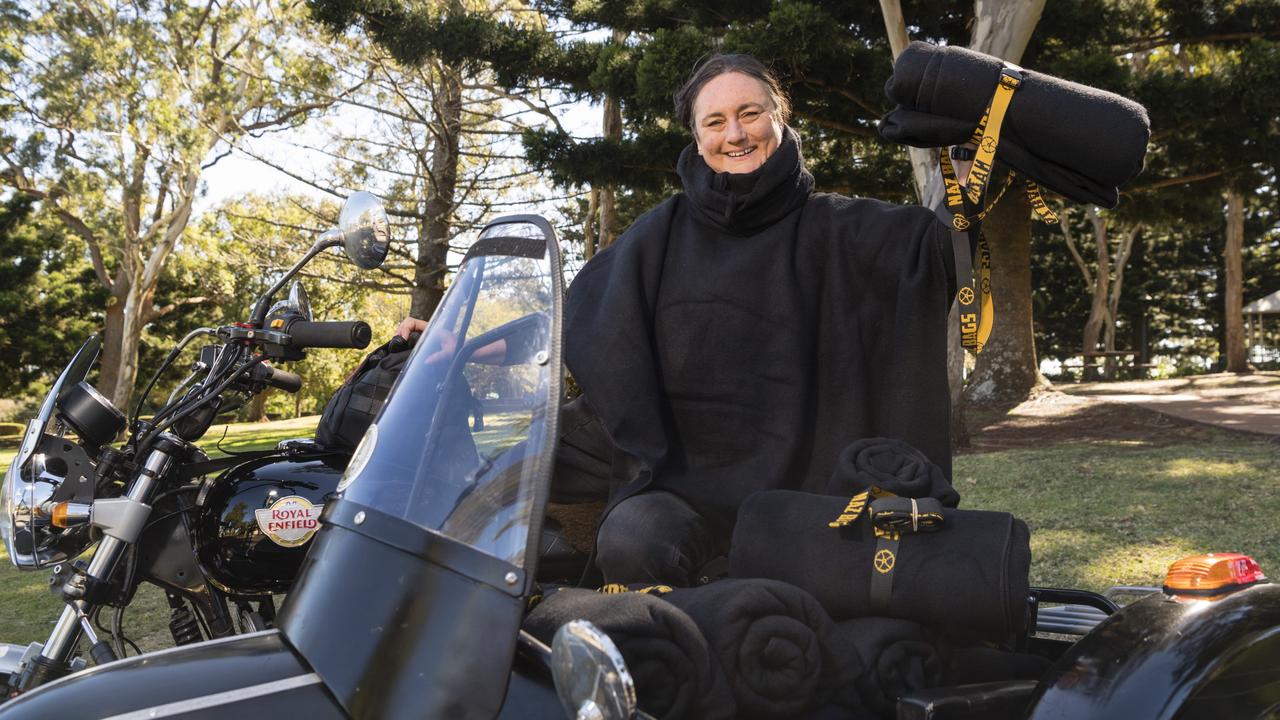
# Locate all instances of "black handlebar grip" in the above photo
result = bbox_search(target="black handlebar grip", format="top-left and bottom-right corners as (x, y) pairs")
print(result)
(286, 320), (372, 349)
(264, 366), (303, 393)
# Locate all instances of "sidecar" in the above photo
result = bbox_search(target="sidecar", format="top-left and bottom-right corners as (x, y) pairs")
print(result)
(3, 214), (1279, 720)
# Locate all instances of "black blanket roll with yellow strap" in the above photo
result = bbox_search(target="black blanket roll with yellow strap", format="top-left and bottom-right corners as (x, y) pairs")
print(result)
(729, 490), (1031, 645)
(879, 41), (1150, 208)
(522, 588), (737, 720)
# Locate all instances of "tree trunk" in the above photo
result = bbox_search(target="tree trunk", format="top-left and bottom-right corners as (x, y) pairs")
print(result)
(1224, 189), (1250, 373)
(99, 265), (154, 411)
(584, 186), (599, 260)
(411, 61), (464, 319)
(598, 94), (622, 249)
(879, 0), (940, 205)
(596, 29), (627, 251)
(247, 388), (271, 422)
(970, 0), (1046, 61)
(964, 187), (1048, 402)
(1080, 209), (1110, 380)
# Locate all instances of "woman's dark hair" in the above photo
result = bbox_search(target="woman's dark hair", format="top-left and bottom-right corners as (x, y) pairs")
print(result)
(674, 54), (791, 134)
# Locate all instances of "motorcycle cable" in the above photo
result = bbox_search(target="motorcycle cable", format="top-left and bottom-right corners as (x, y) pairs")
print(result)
(145, 341), (242, 429)
(135, 354), (267, 456)
(130, 328), (219, 427)
(107, 544), (143, 658)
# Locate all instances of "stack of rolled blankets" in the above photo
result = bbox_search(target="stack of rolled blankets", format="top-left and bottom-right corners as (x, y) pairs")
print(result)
(523, 438), (1046, 719)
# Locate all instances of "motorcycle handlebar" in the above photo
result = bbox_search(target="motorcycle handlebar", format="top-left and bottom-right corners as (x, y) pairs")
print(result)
(286, 319), (372, 349)
(263, 365), (303, 393)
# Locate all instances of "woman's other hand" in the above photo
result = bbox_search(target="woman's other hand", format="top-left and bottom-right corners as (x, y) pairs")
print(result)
(396, 316), (428, 340)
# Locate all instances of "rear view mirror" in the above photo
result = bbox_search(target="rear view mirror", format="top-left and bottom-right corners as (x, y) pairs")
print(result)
(337, 191), (390, 270)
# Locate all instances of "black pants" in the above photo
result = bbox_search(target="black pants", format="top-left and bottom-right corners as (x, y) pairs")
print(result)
(595, 491), (725, 586)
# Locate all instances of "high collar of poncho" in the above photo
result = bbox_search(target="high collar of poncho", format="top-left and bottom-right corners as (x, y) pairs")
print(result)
(676, 126), (815, 236)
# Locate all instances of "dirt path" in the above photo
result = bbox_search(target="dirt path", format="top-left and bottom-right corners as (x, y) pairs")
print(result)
(1059, 372), (1280, 437)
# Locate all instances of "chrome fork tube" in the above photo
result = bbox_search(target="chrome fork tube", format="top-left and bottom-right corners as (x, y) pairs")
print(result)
(38, 441), (175, 666)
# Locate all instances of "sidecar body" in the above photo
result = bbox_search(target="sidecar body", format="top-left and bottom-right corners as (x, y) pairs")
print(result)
(3, 214), (1279, 720)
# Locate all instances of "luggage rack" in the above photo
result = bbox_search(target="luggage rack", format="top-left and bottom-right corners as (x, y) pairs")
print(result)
(1031, 586), (1160, 636)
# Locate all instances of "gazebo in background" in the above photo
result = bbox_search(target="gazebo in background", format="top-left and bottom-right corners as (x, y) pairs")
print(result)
(1244, 290), (1280, 366)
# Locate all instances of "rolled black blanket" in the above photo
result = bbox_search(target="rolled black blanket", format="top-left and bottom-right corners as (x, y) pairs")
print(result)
(661, 579), (836, 719)
(729, 490), (1031, 644)
(827, 617), (942, 718)
(879, 41), (1150, 207)
(826, 438), (960, 506)
(522, 589), (736, 720)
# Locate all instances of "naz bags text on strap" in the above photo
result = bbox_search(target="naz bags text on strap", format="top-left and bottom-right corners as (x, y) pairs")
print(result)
(661, 579), (836, 719)
(729, 490), (1031, 644)
(879, 41), (1149, 208)
(522, 589), (736, 720)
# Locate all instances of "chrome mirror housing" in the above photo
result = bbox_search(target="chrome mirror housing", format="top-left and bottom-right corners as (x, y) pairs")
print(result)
(551, 620), (637, 720)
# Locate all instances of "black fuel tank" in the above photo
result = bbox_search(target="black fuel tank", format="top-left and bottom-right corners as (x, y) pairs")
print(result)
(195, 452), (347, 596)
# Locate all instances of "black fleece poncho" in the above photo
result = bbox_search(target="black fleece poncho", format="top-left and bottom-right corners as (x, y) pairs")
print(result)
(564, 128), (956, 531)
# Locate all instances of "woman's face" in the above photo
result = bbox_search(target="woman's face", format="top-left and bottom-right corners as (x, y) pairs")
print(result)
(692, 71), (784, 174)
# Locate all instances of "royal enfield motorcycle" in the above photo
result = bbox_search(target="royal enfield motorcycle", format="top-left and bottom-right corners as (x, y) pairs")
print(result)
(0, 191), (390, 694)
(1, 212), (1279, 720)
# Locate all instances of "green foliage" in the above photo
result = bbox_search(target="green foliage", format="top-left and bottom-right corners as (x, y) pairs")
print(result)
(127, 192), (406, 422)
(0, 194), (105, 396)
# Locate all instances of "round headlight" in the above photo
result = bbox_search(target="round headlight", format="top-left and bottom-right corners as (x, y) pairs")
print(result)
(551, 619), (636, 720)
(56, 382), (124, 448)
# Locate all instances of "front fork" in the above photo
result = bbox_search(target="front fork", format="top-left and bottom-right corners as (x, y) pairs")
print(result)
(12, 433), (186, 693)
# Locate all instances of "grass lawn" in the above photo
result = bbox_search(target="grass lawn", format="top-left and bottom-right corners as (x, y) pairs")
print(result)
(956, 436), (1279, 592)
(0, 416), (318, 651)
(0, 399), (1277, 658)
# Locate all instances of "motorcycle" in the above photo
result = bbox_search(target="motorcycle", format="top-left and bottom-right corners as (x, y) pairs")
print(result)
(0, 191), (390, 694)
(2, 210), (1279, 720)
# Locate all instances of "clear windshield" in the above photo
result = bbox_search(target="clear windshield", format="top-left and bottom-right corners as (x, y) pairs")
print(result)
(340, 219), (560, 569)
(1, 336), (101, 568)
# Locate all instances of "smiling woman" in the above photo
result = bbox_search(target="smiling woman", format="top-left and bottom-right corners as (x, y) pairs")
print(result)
(674, 57), (791, 174)
(563, 53), (971, 588)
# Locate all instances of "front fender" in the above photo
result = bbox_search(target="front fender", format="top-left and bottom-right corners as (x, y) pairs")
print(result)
(1027, 583), (1280, 719)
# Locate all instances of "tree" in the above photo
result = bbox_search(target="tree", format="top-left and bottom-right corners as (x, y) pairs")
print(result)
(1057, 207), (1142, 379)
(0, 194), (105, 397)
(254, 9), (568, 319)
(1, 0), (341, 408)
(1118, 2), (1280, 373)
(312, 0), (1279, 393)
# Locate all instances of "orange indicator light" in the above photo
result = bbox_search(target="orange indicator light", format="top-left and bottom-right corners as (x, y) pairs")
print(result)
(1164, 553), (1267, 598)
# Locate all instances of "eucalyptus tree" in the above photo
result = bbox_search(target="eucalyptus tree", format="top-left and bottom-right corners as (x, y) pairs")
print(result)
(0, 0), (344, 408)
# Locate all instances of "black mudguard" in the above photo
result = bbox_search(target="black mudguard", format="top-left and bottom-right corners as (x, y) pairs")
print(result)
(1026, 583), (1280, 719)
(0, 631), (344, 720)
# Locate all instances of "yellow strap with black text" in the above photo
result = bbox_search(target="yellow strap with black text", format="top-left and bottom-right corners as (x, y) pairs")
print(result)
(940, 153), (995, 354)
(965, 69), (1022, 206)
(939, 66), (1028, 355)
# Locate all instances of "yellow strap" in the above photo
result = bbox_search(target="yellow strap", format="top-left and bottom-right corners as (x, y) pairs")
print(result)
(940, 153), (996, 355)
(829, 490), (871, 528)
(827, 487), (895, 528)
(965, 69), (1022, 206)
(1026, 181), (1059, 224)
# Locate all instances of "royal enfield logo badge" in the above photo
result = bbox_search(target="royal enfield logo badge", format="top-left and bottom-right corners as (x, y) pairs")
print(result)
(254, 496), (323, 548)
